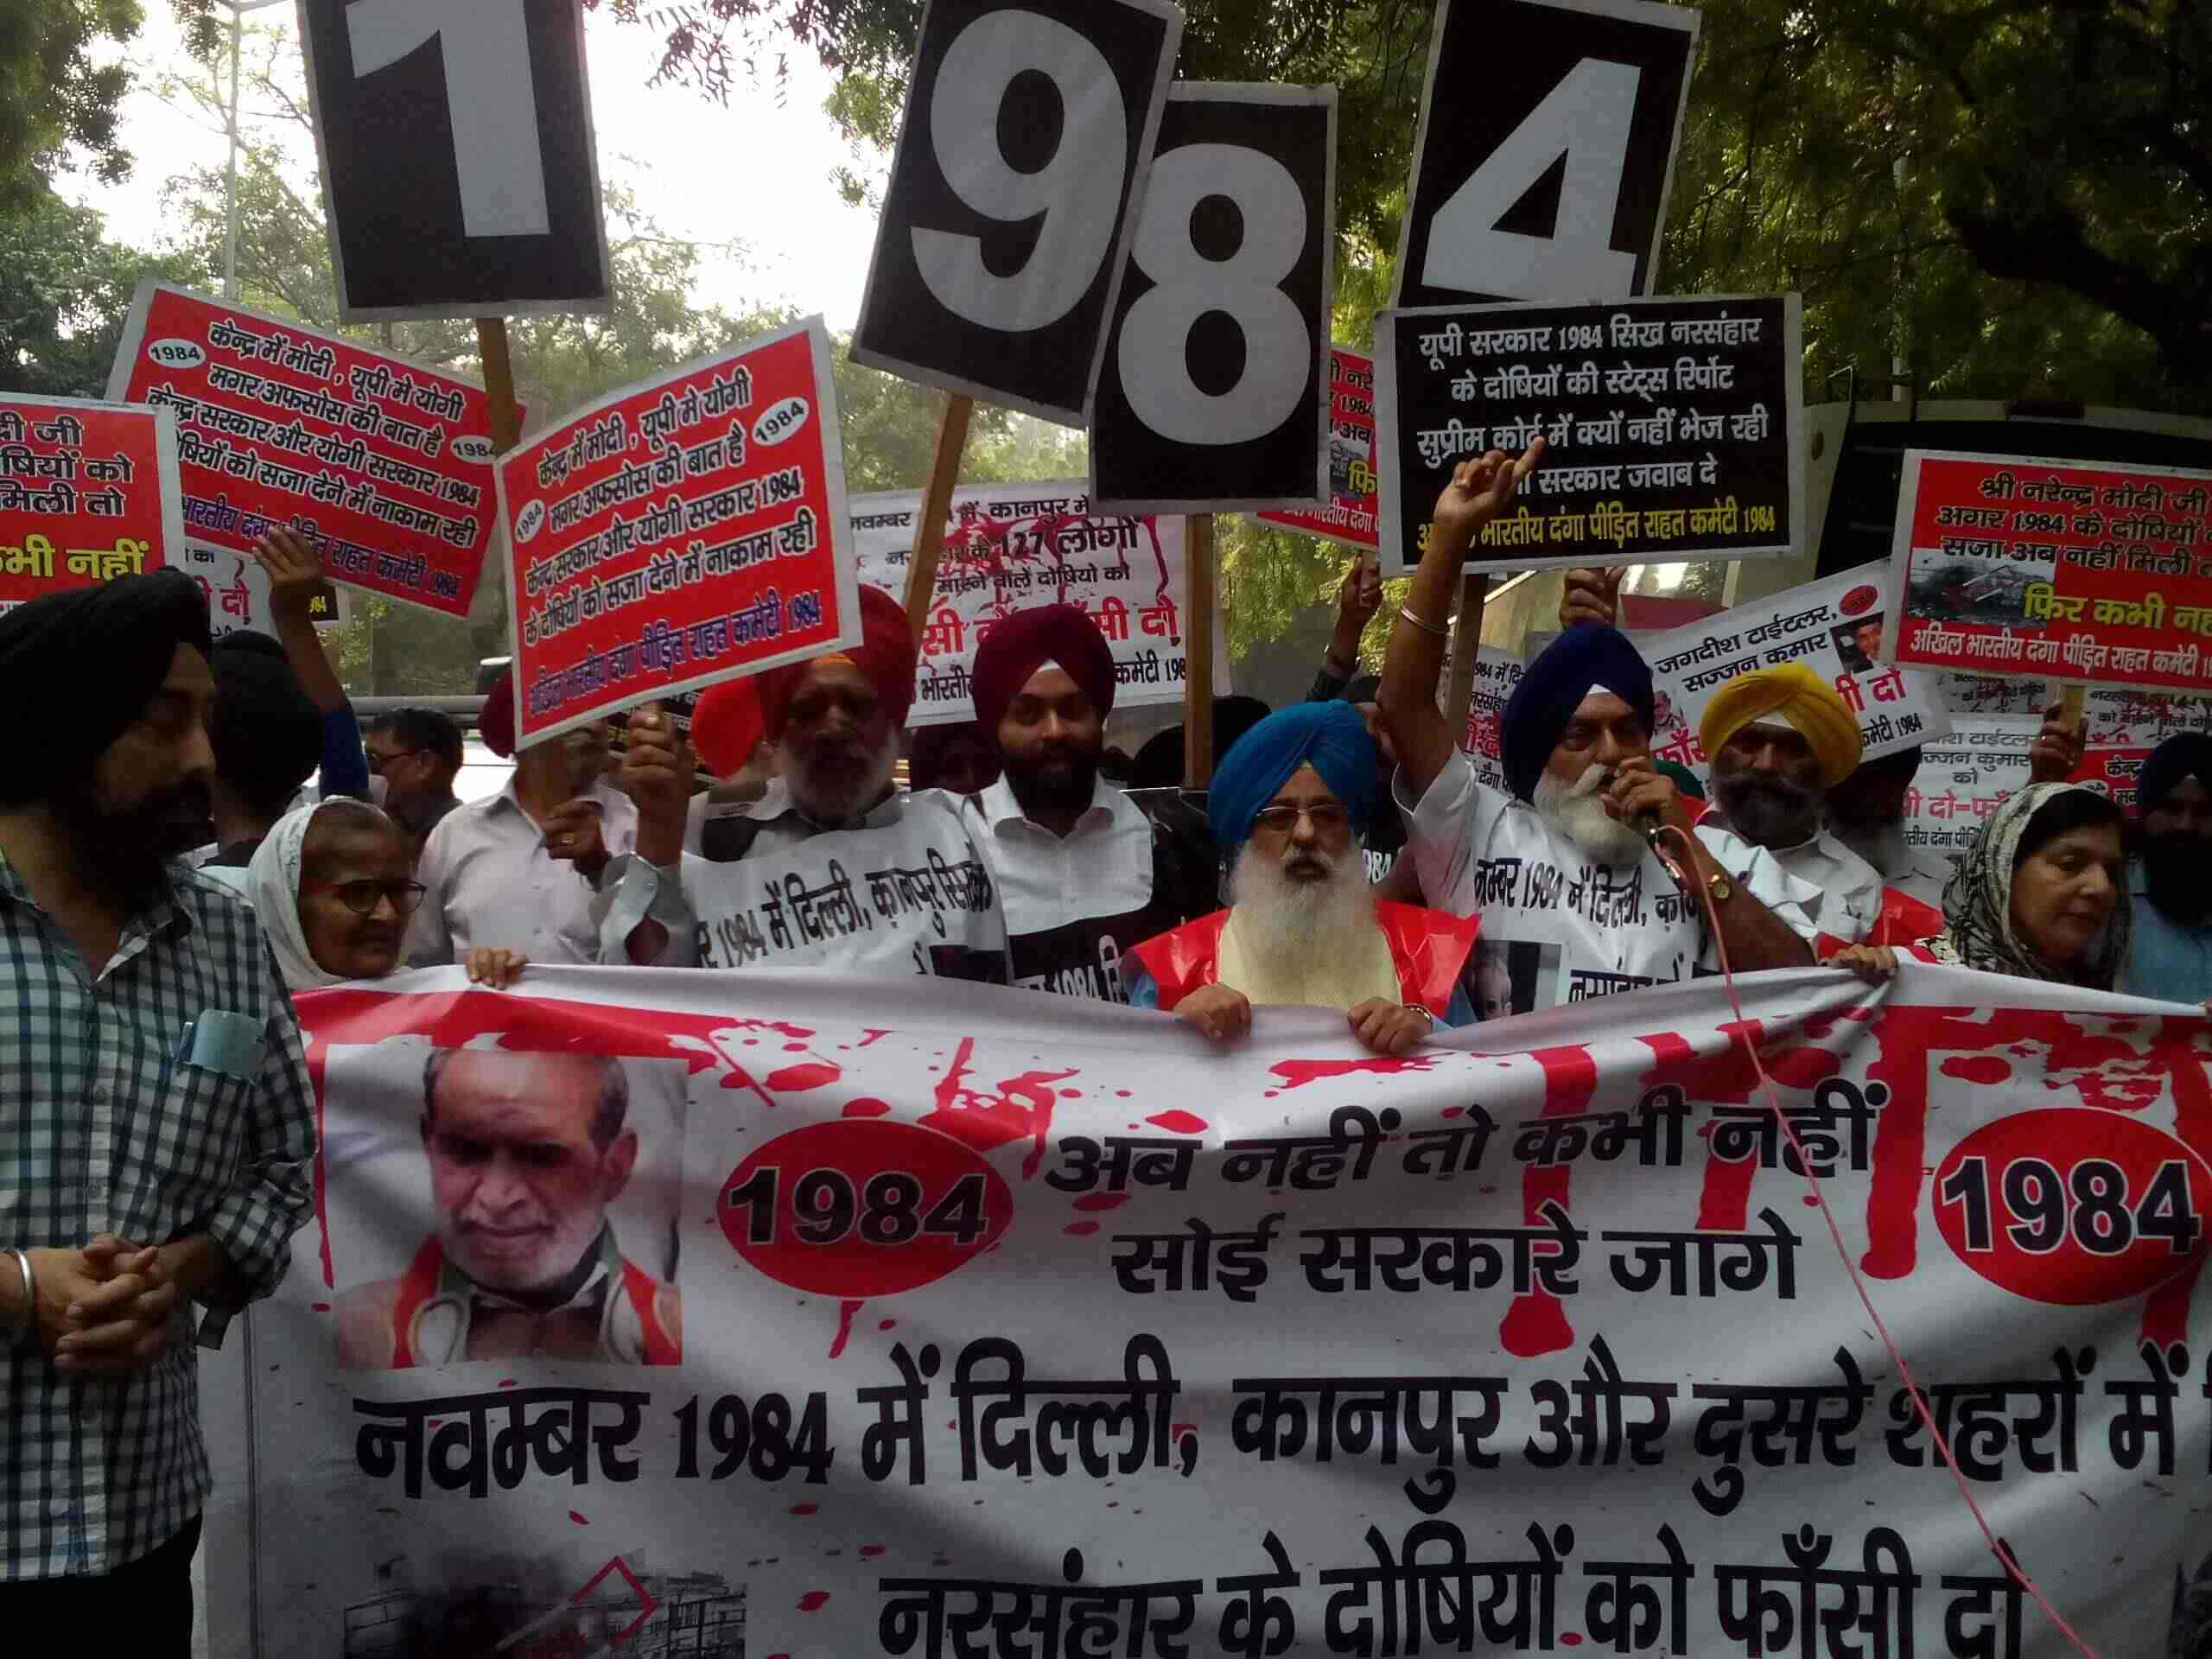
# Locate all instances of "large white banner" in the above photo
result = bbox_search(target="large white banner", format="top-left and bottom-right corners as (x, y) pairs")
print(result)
(217, 964), (2212, 1656)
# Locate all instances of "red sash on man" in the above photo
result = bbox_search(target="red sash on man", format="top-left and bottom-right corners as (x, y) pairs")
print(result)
(389, 1236), (679, 1368)
(1128, 902), (1478, 1019)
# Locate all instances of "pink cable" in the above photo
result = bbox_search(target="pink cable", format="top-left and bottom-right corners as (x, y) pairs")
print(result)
(1658, 823), (2102, 1659)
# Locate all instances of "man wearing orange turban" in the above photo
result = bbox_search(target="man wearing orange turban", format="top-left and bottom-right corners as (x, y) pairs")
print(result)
(597, 587), (1011, 982)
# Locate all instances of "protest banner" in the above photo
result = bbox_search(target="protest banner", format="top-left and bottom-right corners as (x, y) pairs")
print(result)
(851, 0), (1184, 424)
(0, 391), (181, 609)
(1456, 640), (1525, 794)
(850, 482), (1214, 726)
(1940, 671), (2212, 747)
(1376, 292), (1802, 575)
(106, 282), (508, 619)
(1906, 716), (2154, 865)
(210, 961), (2209, 1656)
(175, 540), (349, 640)
(1255, 346), (1379, 550)
(499, 318), (858, 748)
(1089, 84), (1336, 513)
(1886, 449), (2212, 694)
(296, 0), (612, 319)
(1393, 0), (1699, 308)
(1642, 569), (1953, 770)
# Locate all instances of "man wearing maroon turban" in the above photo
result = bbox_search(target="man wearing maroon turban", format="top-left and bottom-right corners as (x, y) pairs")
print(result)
(598, 587), (1011, 982)
(960, 604), (1213, 1001)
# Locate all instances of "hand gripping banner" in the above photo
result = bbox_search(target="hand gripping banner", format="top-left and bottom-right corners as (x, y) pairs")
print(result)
(219, 963), (2212, 1656)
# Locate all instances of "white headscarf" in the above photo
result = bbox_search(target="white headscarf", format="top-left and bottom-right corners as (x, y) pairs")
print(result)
(245, 801), (355, 991)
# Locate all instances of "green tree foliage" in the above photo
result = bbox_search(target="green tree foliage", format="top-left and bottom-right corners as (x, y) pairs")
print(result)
(0, 185), (197, 394)
(0, 0), (144, 207)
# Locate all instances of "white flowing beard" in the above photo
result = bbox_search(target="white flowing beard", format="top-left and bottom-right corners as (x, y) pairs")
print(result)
(791, 729), (900, 823)
(1225, 842), (1387, 1007)
(443, 1191), (607, 1294)
(1532, 762), (1647, 869)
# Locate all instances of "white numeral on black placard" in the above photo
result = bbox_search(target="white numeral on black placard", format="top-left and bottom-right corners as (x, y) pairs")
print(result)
(914, 11), (1128, 333)
(346, 0), (550, 238)
(1116, 143), (1311, 446)
(1421, 57), (1639, 302)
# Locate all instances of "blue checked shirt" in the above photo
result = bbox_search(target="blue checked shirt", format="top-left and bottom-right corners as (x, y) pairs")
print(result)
(0, 856), (318, 1580)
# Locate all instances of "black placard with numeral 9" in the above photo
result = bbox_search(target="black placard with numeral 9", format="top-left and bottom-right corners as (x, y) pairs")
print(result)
(851, 0), (1185, 426)
(1391, 0), (1699, 309)
(1089, 84), (1337, 515)
(297, 0), (613, 321)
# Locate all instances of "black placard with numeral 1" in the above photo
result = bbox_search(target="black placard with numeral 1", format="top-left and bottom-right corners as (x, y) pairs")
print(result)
(1391, 0), (1698, 309)
(1089, 84), (1337, 515)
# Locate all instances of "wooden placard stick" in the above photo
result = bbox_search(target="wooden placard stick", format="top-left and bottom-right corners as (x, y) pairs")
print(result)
(1441, 573), (1490, 739)
(476, 319), (522, 454)
(2058, 683), (2087, 737)
(1182, 513), (1217, 787)
(902, 392), (975, 637)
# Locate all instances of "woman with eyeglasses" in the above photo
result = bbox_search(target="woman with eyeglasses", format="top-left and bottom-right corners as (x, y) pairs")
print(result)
(245, 799), (524, 992)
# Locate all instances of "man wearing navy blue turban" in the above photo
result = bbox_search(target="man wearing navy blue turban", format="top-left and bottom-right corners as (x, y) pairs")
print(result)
(1126, 702), (1478, 1052)
(1373, 447), (1818, 1019)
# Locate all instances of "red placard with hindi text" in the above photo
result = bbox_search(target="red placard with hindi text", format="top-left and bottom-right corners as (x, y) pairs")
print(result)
(1886, 449), (2212, 694)
(0, 393), (182, 610)
(106, 281), (509, 619)
(499, 318), (859, 748)
(1255, 347), (1378, 550)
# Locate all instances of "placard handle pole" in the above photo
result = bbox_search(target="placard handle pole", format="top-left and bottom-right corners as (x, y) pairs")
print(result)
(903, 393), (975, 638)
(1442, 573), (1489, 741)
(2058, 683), (2086, 739)
(1182, 513), (1217, 787)
(476, 319), (522, 454)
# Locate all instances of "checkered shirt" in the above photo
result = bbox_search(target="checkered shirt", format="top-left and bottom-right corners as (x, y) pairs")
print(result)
(0, 856), (318, 1580)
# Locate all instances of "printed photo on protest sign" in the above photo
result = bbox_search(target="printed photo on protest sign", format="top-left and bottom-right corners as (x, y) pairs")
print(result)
(223, 963), (2210, 1658)
(1255, 346), (1379, 550)
(850, 0), (1184, 424)
(1392, 0), (1699, 308)
(1886, 448), (2212, 693)
(1904, 717), (2153, 865)
(850, 482), (1207, 726)
(499, 317), (859, 748)
(107, 282), (508, 619)
(1089, 82), (1336, 513)
(1376, 292), (1802, 575)
(1642, 569), (1953, 769)
(0, 392), (181, 608)
(175, 541), (348, 640)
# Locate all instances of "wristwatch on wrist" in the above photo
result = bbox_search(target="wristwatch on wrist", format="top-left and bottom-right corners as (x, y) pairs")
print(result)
(1704, 868), (1734, 905)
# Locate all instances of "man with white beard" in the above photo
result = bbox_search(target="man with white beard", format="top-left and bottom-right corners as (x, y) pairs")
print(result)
(1376, 447), (1818, 1015)
(1123, 702), (1478, 1052)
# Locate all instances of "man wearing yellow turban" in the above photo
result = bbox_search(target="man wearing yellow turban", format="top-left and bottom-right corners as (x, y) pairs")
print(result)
(1694, 663), (1884, 942)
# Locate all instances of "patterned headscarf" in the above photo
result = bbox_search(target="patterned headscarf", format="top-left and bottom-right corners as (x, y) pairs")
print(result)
(1925, 782), (2130, 988)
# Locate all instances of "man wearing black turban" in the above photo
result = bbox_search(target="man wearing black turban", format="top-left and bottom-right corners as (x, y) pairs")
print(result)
(2121, 729), (2212, 1000)
(960, 603), (1214, 1001)
(1376, 448), (1817, 1018)
(0, 569), (318, 1647)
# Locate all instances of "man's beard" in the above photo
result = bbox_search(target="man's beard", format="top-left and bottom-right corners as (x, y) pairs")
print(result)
(1830, 814), (1909, 879)
(444, 1196), (608, 1296)
(789, 730), (899, 825)
(2142, 830), (2212, 925)
(1003, 740), (1100, 817)
(55, 774), (212, 900)
(1712, 765), (1821, 849)
(1225, 840), (1383, 1006)
(1531, 764), (1646, 868)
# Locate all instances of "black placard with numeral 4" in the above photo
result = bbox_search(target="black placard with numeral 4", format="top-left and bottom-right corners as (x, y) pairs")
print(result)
(1391, 0), (1698, 309)
(297, 0), (613, 321)
(1089, 83), (1337, 515)
(850, 0), (1185, 426)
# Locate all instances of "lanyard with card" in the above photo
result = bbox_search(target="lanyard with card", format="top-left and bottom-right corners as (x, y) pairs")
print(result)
(174, 1009), (266, 1082)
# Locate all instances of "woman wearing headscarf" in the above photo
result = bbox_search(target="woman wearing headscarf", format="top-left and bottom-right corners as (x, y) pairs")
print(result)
(1833, 782), (2130, 990)
(244, 798), (526, 992)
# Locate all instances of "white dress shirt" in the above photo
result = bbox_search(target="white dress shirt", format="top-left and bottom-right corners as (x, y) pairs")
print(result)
(404, 776), (636, 967)
(1694, 815), (1886, 944)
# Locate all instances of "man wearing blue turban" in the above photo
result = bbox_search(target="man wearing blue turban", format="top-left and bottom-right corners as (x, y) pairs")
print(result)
(1125, 702), (1478, 1052)
(1374, 447), (1818, 1018)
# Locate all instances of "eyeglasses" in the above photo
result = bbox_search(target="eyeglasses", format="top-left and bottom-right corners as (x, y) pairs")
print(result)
(306, 879), (428, 917)
(1250, 802), (1353, 836)
(364, 747), (424, 777)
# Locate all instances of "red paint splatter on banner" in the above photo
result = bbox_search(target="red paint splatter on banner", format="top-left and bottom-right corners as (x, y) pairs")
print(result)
(1269, 1055), (1440, 1090)
(879, 1319), (897, 1331)
(1146, 1110), (1208, 1135)
(1065, 1222), (1100, 1236)
(499, 1378), (518, 1389)
(859, 1028), (891, 1046)
(1642, 1029), (1762, 1234)
(918, 1036), (1077, 1179)
(1499, 1046), (1593, 1358)
(791, 1503), (818, 1516)
(828, 1298), (866, 1359)
(766, 1062), (842, 1092)
(569, 1511), (588, 1525)
(798, 1592), (830, 1612)
(1560, 1635), (1584, 1649)
(1073, 1192), (1130, 1212)
(861, 1546), (886, 1558)
(784, 1042), (809, 1052)
(311, 1301), (331, 1313)
(843, 1097), (893, 1117)
(1767, 1047), (1840, 1089)
(1440, 1105), (1465, 1118)
(1940, 1055), (2012, 1085)
(1172, 1421), (1198, 1438)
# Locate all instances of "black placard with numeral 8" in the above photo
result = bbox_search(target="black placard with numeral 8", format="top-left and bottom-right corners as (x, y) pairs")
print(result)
(1089, 84), (1337, 515)
(851, 0), (1185, 426)
(1391, 0), (1699, 309)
